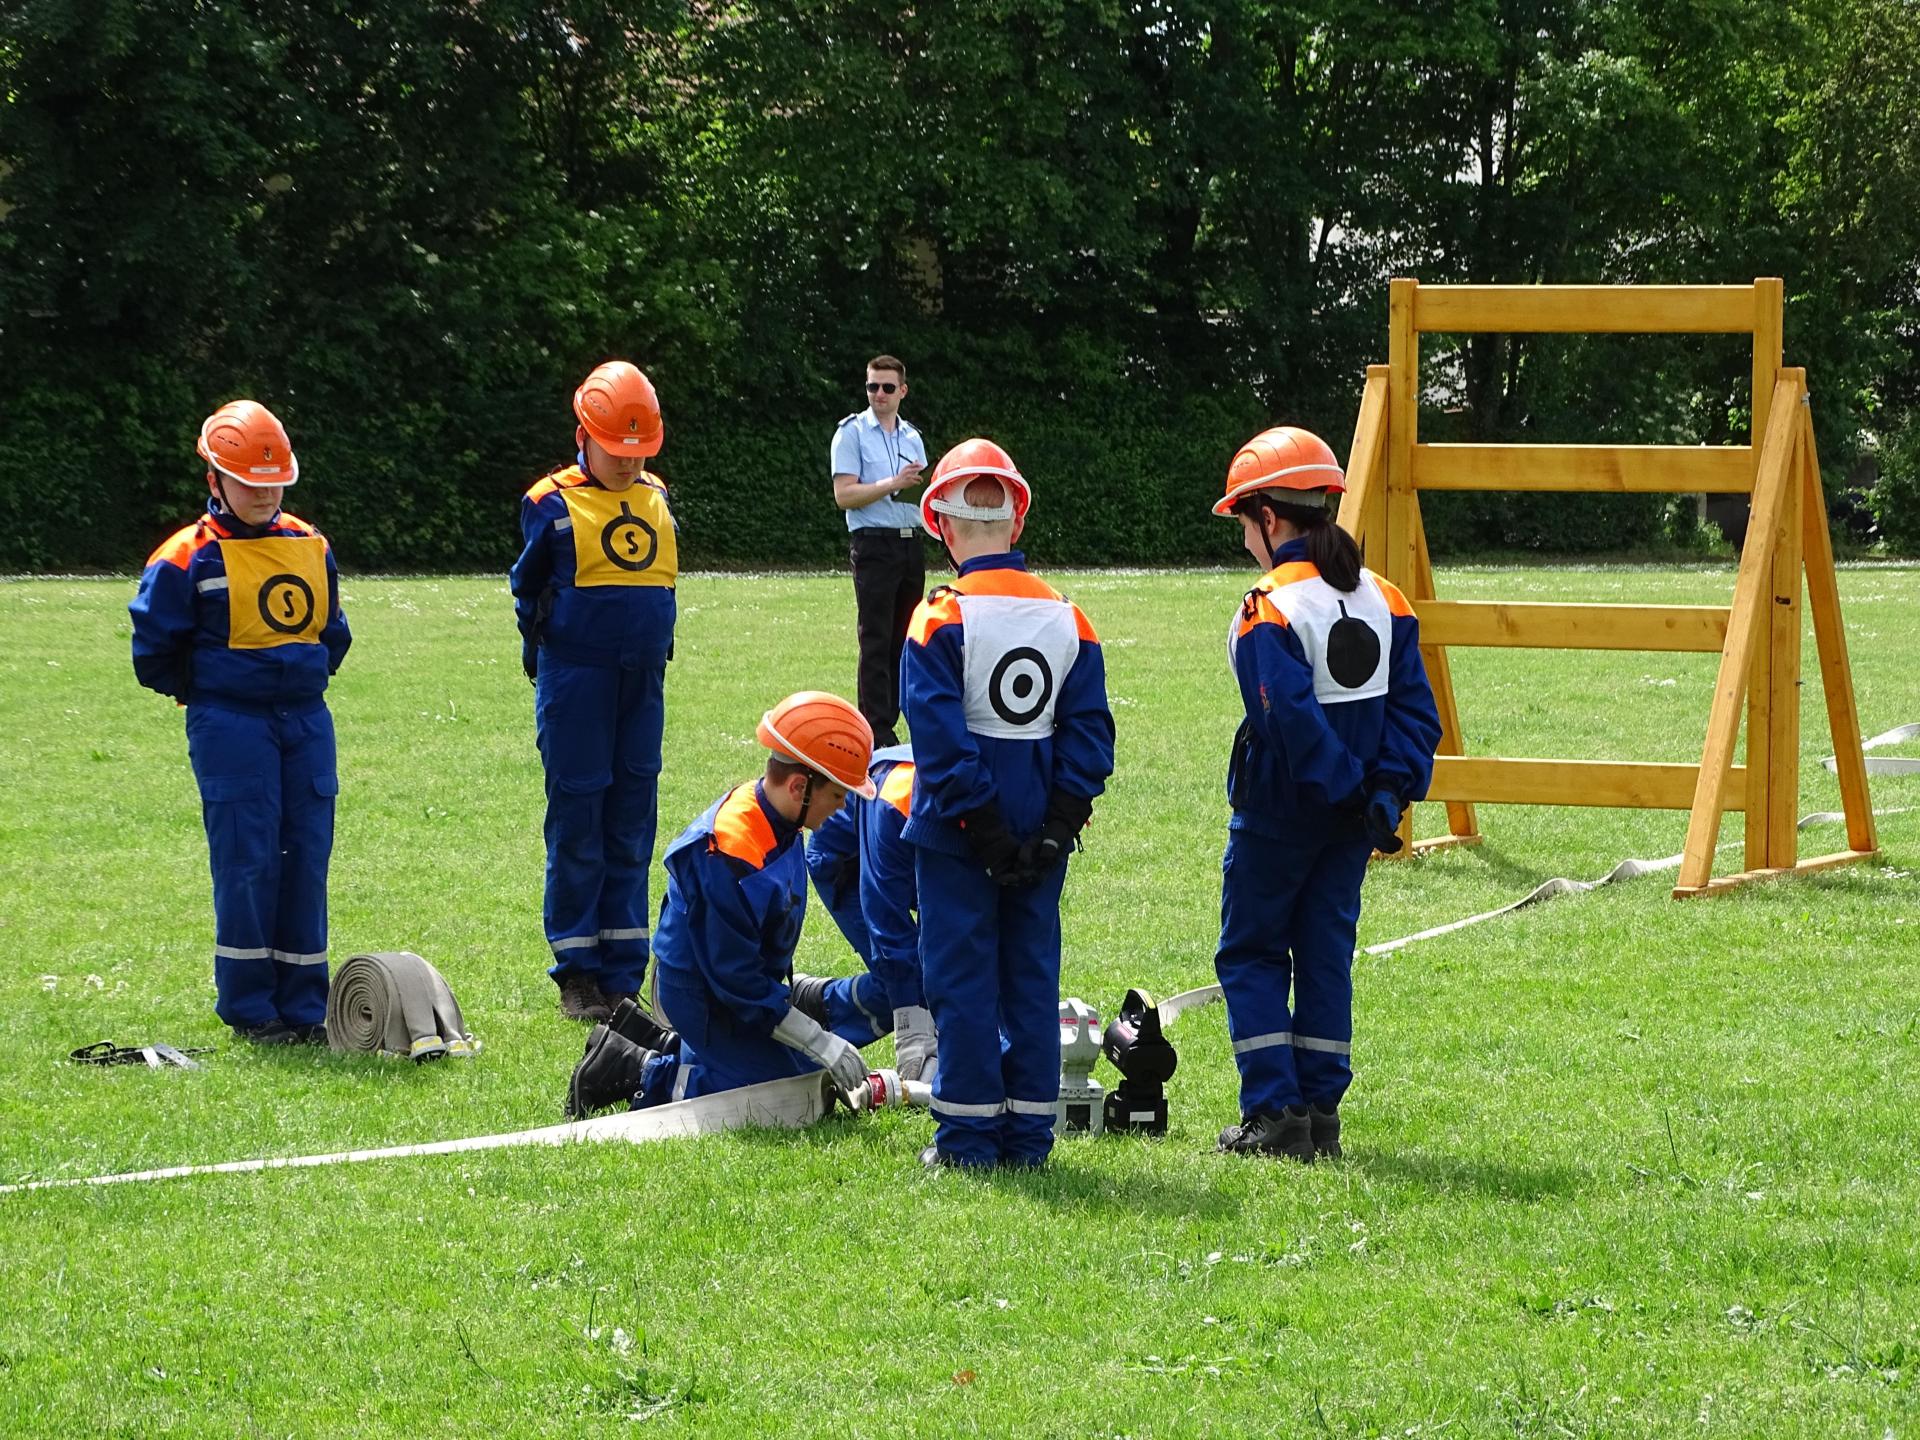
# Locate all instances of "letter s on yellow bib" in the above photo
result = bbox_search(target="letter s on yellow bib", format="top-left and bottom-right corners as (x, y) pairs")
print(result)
(222, 535), (329, 649)
(564, 483), (678, 588)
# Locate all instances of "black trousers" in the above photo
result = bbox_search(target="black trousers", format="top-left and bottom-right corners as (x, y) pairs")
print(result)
(849, 527), (926, 745)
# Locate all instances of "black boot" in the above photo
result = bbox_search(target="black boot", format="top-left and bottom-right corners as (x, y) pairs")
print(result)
(565, 1024), (655, 1119)
(1307, 1102), (1342, 1160)
(788, 974), (833, 1025)
(608, 997), (681, 1056)
(1217, 1106), (1314, 1162)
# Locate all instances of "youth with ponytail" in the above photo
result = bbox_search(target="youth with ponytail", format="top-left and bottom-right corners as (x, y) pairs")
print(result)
(1208, 426), (1442, 1161)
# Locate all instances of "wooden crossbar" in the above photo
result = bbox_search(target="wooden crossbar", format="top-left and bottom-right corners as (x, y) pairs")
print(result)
(1412, 444), (1753, 494)
(1412, 285), (1758, 333)
(1429, 758), (1748, 810)
(1415, 601), (1729, 652)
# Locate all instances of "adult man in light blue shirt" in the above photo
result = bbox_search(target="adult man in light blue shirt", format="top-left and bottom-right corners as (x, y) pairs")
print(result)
(831, 354), (929, 746)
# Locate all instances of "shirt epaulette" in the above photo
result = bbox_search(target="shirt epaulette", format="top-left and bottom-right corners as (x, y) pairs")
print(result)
(836, 412), (863, 429)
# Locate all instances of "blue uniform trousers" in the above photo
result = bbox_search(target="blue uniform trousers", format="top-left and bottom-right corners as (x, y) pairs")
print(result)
(640, 971), (890, 1103)
(536, 655), (665, 996)
(916, 847), (1068, 1167)
(185, 701), (337, 1028)
(1215, 826), (1372, 1116)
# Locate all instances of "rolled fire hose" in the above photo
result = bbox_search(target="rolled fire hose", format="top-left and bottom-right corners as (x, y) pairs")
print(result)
(325, 951), (478, 1061)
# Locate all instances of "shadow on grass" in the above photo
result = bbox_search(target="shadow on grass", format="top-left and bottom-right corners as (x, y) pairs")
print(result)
(1351, 1144), (1591, 1201)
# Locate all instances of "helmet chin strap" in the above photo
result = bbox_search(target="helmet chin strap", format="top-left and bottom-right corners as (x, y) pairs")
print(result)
(212, 474), (274, 539)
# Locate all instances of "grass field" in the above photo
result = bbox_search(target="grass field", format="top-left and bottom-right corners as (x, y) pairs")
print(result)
(2, 562), (1918, 1438)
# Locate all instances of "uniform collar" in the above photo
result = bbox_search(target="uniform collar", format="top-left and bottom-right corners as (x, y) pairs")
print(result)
(204, 496), (281, 540)
(956, 550), (1026, 577)
(751, 779), (801, 845)
(860, 406), (912, 435)
(1268, 536), (1311, 566)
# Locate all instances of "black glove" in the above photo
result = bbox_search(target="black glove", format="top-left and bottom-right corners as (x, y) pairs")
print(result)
(959, 802), (1026, 886)
(523, 640), (539, 684)
(1019, 789), (1094, 881)
(1364, 788), (1405, 855)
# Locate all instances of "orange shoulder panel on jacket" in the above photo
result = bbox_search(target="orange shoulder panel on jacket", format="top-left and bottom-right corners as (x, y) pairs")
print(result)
(1236, 590), (1292, 639)
(879, 761), (915, 818)
(146, 519), (215, 571)
(1262, 560), (1321, 592)
(1373, 573), (1416, 618)
(906, 588), (963, 646)
(525, 465), (587, 504)
(709, 784), (778, 870)
(275, 513), (322, 540)
(1068, 602), (1099, 644)
(953, 567), (1060, 601)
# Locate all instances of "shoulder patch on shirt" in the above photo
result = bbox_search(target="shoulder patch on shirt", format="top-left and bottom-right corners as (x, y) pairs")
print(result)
(709, 784), (778, 870)
(907, 586), (963, 646)
(878, 761), (915, 818)
(147, 520), (215, 571)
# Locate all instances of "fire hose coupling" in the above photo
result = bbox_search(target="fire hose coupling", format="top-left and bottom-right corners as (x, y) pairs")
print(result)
(843, 1068), (932, 1114)
(1101, 988), (1178, 1135)
(1056, 998), (1107, 1134)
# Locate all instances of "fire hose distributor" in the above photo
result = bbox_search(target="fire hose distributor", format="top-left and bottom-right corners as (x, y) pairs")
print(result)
(1101, 988), (1177, 1135)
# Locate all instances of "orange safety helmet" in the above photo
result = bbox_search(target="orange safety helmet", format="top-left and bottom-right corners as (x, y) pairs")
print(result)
(197, 400), (298, 488)
(1212, 426), (1344, 516)
(574, 361), (664, 457)
(757, 691), (878, 798)
(921, 437), (1032, 533)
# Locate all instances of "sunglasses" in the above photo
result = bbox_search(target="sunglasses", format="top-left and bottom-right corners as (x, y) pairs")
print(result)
(865, 381), (900, 395)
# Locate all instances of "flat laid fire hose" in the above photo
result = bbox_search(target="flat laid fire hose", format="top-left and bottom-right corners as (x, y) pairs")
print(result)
(325, 951), (478, 1060)
(6, 732), (1908, 1194)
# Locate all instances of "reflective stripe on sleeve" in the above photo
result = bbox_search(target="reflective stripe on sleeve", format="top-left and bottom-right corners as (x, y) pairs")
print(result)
(213, 944), (271, 960)
(929, 1097), (1004, 1118)
(554, 517), (573, 532)
(1004, 1098), (1056, 1116)
(270, 949), (328, 966)
(196, 576), (230, 594)
(850, 983), (885, 1035)
(1292, 1033), (1352, 1055)
(1232, 1030), (1293, 1055)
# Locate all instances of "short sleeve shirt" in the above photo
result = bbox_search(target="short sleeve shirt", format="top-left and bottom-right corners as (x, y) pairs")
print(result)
(831, 408), (927, 533)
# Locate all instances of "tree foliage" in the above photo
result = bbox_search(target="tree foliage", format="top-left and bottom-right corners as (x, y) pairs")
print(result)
(3, 0), (1916, 571)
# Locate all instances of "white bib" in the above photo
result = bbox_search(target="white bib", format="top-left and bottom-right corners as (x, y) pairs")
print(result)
(1230, 571), (1394, 705)
(957, 593), (1081, 739)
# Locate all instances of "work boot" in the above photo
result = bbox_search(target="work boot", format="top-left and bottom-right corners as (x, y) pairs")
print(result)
(788, 974), (833, 1025)
(292, 1022), (331, 1047)
(232, 1020), (302, 1046)
(1307, 1102), (1342, 1160)
(558, 973), (613, 1024)
(1217, 1106), (1314, 1162)
(565, 1024), (655, 1119)
(919, 1144), (963, 1170)
(607, 997), (681, 1056)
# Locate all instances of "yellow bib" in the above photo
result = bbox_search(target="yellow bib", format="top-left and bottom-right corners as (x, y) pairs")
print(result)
(564, 481), (678, 588)
(222, 534), (329, 649)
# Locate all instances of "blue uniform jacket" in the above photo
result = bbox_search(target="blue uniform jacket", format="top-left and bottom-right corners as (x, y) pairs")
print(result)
(900, 552), (1115, 855)
(653, 782), (808, 1045)
(510, 460), (676, 669)
(1227, 538), (1441, 838)
(129, 502), (350, 708)
(857, 747), (923, 1007)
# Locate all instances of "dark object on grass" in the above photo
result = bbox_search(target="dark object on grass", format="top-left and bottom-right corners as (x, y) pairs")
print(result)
(1101, 988), (1177, 1135)
(70, 1041), (212, 1069)
(1217, 1106), (1314, 1161)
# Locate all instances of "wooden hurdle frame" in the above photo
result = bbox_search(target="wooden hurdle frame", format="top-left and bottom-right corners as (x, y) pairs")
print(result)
(1335, 278), (1879, 897)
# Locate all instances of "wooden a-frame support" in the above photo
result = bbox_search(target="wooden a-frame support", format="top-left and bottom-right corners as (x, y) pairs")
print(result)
(1335, 278), (1878, 897)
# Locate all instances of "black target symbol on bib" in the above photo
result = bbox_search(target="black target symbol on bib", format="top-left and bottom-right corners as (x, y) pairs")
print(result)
(1325, 601), (1381, 689)
(259, 573), (316, 634)
(988, 646), (1055, 727)
(600, 501), (658, 572)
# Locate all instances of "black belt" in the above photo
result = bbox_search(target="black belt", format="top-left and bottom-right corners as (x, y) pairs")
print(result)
(853, 527), (919, 540)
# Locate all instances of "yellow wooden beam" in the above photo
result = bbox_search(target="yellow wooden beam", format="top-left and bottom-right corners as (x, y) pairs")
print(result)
(1387, 282), (1419, 597)
(1415, 600), (1729, 652)
(1745, 286), (1786, 869)
(1410, 501), (1480, 844)
(1429, 757), (1748, 810)
(1673, 849), (1878, 900)
(1677, 371), (1806, 890)
(1411, 283), (1760, 334)
(1337, 366), (1389, 563)
(1411, 444), (1753, 493)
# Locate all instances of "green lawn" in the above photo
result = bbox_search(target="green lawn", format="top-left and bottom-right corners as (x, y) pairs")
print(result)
(1, 563), (1917, 1438)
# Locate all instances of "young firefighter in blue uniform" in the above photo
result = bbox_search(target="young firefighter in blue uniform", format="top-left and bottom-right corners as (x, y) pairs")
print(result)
(804, 743), (935, 1080)
(564, 692), (892, 1116)
(511, 361), (677, 1023)
(902, 440), (1115, 1169)
(129, 400), (351, 1043)
(1211, 426), (1441, 1160)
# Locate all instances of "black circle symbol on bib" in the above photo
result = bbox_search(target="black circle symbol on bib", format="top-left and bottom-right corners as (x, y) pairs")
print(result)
(259, 573), (316, 634)
(1325, 601), (1381, 689)
(600, 501), (658, 572)
(988, 646), (1055, 727)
